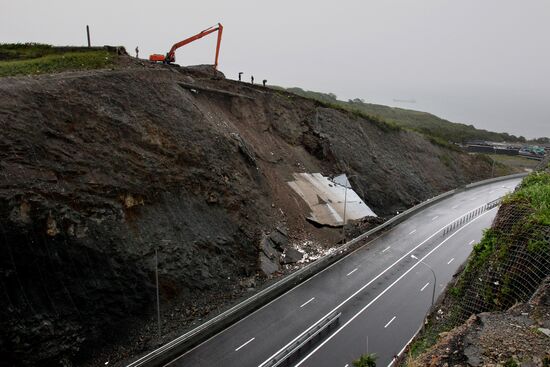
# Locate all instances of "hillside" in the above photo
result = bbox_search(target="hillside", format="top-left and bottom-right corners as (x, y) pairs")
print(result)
(0, 51), (516, 366)
(281, 87), (538, 144)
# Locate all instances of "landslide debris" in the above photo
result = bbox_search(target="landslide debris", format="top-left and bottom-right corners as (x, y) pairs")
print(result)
(0, 54), (509, 366)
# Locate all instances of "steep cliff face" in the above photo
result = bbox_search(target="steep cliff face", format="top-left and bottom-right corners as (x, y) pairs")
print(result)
(0, 61), (501, 365)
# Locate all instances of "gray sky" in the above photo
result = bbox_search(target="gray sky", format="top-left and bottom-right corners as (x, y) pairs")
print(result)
(2, 0), (549, 138)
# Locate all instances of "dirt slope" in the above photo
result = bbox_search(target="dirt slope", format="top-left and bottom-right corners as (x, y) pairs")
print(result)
(0, 58), (503, 365)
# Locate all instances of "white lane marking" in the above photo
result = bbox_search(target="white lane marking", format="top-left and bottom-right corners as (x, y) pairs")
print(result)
(489, 190), (495, 194)
(420, 282), (430, 292)
(293, 207), (497, 367)
(452, 205), (459, 209)
(384, 316), (396, 328)
(346, 268), (358, 277)
(469, 240), (475, 245)
(159, 183), (520, 367)
(382, 246), (391, 253)
(431, 215), (439, 221)
(300, 297), (315, 308)
(447, 258), (455, 265)
(235, 337), (255, 351)
(470, 197), (477, 201)
(257, 201), (498, 367)
(344, 365), (349, 367)
(408, 229), (417, 235)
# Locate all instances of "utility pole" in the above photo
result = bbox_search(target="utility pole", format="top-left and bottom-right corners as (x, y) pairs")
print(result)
(411, 254), (436, 307)
(340, 174), (359, 243)
(155, 248), (161, 339)
(86, 25), (91, 47)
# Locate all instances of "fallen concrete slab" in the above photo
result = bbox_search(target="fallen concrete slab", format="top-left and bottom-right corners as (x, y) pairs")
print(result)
(287, 173), (376, 227)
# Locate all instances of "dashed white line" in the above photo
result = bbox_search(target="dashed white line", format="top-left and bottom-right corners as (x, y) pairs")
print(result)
(408, 229), (417, 235)
(346, 268), (358, 277)
(384, 316), (396, 328)
(452, 205), (459, 209)
(469, 240), (475, 245)
(431, 216), (439, 221)
(470, 197), (477, 201)
(300, 297), (315, 308)
(489, 190), (495, 194)
(447, 258), (455, 265)
(235, 337), (255, 351)
(420, 282), (430, 292)
(344, 365), (349, 367)
(293, 206), (498, 367)
(382, 246), (391, 253)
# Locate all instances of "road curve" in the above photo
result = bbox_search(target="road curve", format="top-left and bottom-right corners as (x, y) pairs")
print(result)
(165, 178), (521, 367)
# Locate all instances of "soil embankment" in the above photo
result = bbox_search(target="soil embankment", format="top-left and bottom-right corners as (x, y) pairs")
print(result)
(0, 57), (504, 365)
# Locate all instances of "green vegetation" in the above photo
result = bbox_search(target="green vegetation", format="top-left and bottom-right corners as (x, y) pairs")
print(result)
(0, 43), (116, 77)
(407, 171), (550, 361)
(487, 154), (540, 171)
(352, 353), (377, 367)
(275, 87), (548, 144)
(505, 171), (550, 225)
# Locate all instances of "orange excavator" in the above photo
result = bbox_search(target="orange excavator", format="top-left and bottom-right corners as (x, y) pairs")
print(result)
(149, 23), (223, 69)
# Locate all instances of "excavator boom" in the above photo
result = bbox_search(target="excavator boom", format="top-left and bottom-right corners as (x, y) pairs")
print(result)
(149, 23), (223, 69)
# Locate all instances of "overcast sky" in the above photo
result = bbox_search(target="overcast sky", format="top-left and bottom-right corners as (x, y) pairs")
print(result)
(2, 0), (549, 138)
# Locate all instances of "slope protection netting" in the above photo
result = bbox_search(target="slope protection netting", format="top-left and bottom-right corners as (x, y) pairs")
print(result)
(446, 201), (549, 327)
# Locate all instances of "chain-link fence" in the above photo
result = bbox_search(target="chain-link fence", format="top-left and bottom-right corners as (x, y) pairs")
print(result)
(446, 201), (550, 325)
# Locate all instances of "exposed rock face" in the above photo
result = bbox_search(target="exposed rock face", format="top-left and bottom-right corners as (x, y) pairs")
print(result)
(0, 60), (501, 365)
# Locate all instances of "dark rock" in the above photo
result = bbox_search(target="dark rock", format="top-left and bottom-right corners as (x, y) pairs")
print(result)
(281, 248), (303, 264)
(269, 226), (289, 250)
(260, 235), (281, 260)
(259, 253), (279, 276)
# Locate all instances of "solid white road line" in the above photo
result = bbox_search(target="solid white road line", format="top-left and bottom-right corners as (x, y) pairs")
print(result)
(452, 205), (459, 209)
(235, 337), (255, 352)
(469, 239), (475, 245)
(300, 297), (315, 308)
(420, 282), (430, 292)
(382, 246), (391, 253)
(258, 202), (496, 367)
(408, 229), (417, 235)
(384, 316), (396, 328)
(431, 216), (439, 221)
(470, 197), (477, 201)
(447, 258), (455, 265)
(293, 207), (497, 367)
(347, 268), (358, 277)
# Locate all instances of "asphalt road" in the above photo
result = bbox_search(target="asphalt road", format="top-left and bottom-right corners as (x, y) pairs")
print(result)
(166, 178), (521, 367)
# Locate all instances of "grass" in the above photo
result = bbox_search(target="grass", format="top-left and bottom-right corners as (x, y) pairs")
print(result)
(487, 154), (540, 171)
(0, 43), (116, 77)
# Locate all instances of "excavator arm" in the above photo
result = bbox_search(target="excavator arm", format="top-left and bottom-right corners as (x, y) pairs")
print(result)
(149, 23), (223, 69)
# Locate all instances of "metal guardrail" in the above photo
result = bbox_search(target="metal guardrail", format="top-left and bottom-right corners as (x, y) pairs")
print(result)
(125, 173), (527, 367)
(262, 312), (341, 367)
(442, 198), (503, 236)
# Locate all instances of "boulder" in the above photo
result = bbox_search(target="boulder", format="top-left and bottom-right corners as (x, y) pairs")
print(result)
(281, 248), (303, 264)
